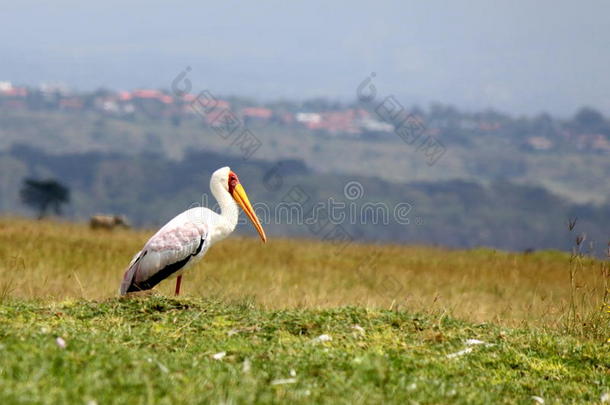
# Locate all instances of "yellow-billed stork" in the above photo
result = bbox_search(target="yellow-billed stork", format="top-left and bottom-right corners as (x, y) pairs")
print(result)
(119, 166), (266, 296)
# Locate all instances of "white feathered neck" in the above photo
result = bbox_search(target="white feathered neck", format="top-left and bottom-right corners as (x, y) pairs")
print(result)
(208, 169), (239, 244)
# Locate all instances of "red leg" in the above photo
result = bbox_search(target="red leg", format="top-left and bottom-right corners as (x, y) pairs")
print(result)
(175, 275), (183, 296)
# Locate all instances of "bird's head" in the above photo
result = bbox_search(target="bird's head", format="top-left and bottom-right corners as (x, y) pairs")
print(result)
(211, 166), (267, 242)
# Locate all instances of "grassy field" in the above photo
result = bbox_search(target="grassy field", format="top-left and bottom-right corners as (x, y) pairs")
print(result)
(0, 217), (608, 403)
(1, 296), (608, 404)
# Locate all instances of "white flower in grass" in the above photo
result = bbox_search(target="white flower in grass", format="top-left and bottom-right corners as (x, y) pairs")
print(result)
(352, 325), (365, 334)
(312, 334), (332, 343)
(531, 396), (544, 404)
(55, 337), (66, 349)
(446, 347), (473, 358)
(448, 338), (496, 358)
(271, 378), (297, 385)
(212, 351), (226, 360)
(601, 393), (610, 403)
(466, 338), (495, 347)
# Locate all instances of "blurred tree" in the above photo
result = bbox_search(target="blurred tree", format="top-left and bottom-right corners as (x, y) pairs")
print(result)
(574, 107), (605, 131)
(20, 179), (70, 219)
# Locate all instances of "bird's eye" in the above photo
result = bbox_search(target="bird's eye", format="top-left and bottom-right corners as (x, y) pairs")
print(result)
(228, 173), (239, 192)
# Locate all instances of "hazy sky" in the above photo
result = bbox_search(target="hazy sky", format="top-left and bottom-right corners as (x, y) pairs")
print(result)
(1, 0), (609, 116)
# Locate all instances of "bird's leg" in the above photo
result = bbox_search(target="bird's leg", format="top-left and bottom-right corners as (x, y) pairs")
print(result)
(175, 275), (182, 296)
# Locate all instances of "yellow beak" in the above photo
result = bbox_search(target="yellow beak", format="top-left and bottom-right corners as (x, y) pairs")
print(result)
(231, 183), (267, 242)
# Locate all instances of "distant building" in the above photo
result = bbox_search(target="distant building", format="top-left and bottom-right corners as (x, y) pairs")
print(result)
(0, 81), (27, 97)
(131, 89), (173, 104)
(242, 107), (273, 119)
(592, 135), (610, 152)
(526, 136), (553, 150)
(242, 107), (273, 125)
(295, 109), (372, 135)
(0, 81), (28, 109)
(295, 112), (322, 125)
(59, 97), (84, 110)
(478, 121), (501, 131)
(360, 117), (394, 133)
(573, 133), (610, 152)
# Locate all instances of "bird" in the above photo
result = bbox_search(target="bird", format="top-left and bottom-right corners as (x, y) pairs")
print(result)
(119, 166), (266, 296)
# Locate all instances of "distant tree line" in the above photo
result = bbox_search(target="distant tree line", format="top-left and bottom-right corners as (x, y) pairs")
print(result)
(2, 145), (609, 255)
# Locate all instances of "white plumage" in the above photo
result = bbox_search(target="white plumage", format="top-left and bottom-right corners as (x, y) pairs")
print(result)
(119, 166), (266, 295)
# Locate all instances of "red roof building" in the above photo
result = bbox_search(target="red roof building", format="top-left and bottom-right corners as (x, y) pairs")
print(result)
(242, 107), (273, 119)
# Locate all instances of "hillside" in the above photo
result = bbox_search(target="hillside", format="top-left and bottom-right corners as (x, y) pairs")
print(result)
(1, 146), (609, 253)
(0, 107), (609, 205)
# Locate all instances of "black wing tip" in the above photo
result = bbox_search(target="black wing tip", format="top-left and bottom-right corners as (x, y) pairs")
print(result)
(118, 239), (205, 296)
(120, 283), (146, 295)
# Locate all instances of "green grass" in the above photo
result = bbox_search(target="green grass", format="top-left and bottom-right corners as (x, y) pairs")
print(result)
(1, 296), (608, 404)
(0, 218), (608, 403)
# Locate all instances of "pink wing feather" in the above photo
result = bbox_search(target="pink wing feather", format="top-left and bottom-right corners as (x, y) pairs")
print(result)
(120, 218), (208, 295)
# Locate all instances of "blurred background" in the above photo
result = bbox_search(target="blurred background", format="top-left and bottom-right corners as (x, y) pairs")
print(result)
(1, 0), (609, 253)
